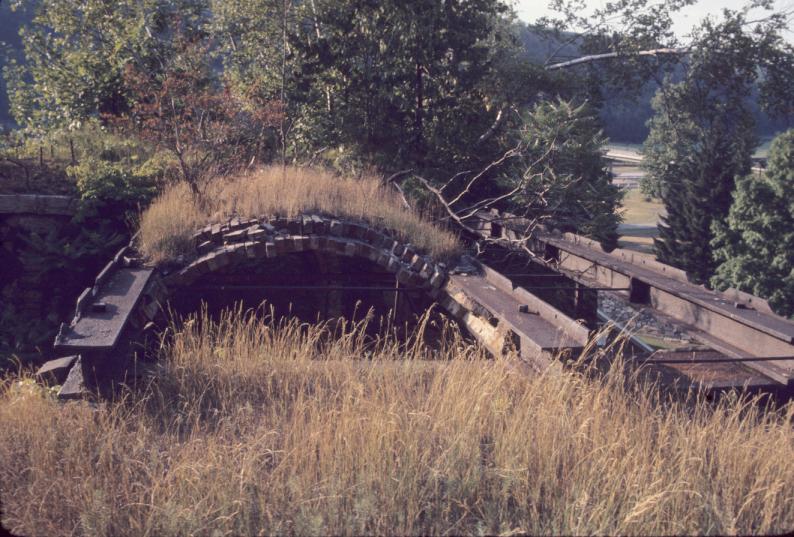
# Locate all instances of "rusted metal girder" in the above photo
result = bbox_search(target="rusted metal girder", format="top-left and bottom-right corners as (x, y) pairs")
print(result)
(468, 210), (794, 386)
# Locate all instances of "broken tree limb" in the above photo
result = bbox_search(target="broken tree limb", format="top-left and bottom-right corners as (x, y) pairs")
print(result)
(545, 47), (688, 70)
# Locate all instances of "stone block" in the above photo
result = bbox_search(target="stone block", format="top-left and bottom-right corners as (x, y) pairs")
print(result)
(329, 220), (344, 236)
(264, 241), (276, 258)
(210, 224), (223, 240)
(95, 260), (117, 288)
(37, 355), (78, 385)
(419, 264), (434, 280)
(272, 216), (289, 231)
(287, 217), (302, 235)
(273, 236), (288, 254)
(245, 241), (266, 259)
(197, 240), (215, 254)
(292, 236), (306, 252)
(430, 268), (446, 289)
(386, 256), (401, 273)
(75, 287), (93, 317)
(309, 236), (321, 250)
(348, 223), (367, 240)
(311, 215), (326, 234)
(301, 215), (314, 235)
(207, 251), (231, 271)
(396, 268), (412, 285)
(408, 271), (426, 288)
(58, 357), (86, 400)
(223, 229), (248, 243)
(376, 252), (391, 268)
(226, 243), (247, 260)
(191, 229), (206, 245)
(344, 240), (357, 257)
(400, 247), (415, 264)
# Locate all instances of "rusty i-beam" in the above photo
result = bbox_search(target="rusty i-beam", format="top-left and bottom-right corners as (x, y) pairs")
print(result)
(470, 209), (794, 387)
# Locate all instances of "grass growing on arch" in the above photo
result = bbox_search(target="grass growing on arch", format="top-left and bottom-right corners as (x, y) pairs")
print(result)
(1, 309), (793, 536)
(138, 166), (462, 264)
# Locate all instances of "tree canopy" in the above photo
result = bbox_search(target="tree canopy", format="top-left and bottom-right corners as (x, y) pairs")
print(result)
(711, 129), (794, 317)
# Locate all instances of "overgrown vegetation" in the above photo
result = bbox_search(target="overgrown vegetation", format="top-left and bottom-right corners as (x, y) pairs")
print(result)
(139, 166), (462, 264)
(1, 309), (793, 536)
(712, 129), (794, 317)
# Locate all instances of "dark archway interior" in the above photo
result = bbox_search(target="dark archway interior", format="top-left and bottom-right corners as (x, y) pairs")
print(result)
(166, 250), (459, 346)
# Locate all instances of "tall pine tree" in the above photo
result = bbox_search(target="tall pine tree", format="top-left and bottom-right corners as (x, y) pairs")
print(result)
(644, 8), (792, 283)
(711, 129), (794, 317)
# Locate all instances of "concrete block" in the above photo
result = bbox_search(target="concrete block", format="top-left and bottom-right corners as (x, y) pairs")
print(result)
(58, 357), (86, 400)
(37, 355), (78, 384)
(95, 260), (117, 288)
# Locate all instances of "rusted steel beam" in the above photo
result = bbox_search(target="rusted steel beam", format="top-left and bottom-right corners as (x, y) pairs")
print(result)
(468, 210), (794, 386)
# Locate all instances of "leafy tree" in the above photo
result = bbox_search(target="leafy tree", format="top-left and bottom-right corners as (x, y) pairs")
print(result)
(512, 99), (623, 249)
(711, 129), (794, 317)
(3, 0), (209, 131)
(642, 6), (794, 283)
(289, 0), (518, 176)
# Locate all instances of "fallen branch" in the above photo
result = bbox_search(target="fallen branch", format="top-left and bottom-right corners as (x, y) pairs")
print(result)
(545, 47), (688, 70)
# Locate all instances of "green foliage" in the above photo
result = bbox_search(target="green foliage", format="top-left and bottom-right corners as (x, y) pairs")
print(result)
(711, 130), (794, 318)
(68, 157), (157, 206)
(289, 0), (521, 177)
(643, 6), (792, 284)
(511, 99), (623, 250)
(3, 0), (210, 131)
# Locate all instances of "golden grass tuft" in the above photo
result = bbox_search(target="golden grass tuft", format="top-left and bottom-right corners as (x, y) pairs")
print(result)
(139, 166), (461, 264)
(1, 309), (793, 536)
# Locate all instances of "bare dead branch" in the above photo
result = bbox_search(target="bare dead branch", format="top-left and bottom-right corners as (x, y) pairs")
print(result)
(546, 47), (688, 71)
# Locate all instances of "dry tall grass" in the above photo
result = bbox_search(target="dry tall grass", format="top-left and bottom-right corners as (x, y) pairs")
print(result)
(139, 166), (461, 264)
(1, 309), (793, 536)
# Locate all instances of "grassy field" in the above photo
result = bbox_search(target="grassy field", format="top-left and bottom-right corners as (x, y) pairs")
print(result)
(2, 310), (793, 536)
(139, 166), (462, 264)
(617, 190), (665, 253)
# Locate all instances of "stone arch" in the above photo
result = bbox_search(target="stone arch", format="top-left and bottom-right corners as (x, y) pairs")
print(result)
(46, 213), (589, 398)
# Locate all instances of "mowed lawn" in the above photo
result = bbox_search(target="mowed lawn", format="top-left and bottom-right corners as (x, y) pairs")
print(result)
(618, 189), (665, 253)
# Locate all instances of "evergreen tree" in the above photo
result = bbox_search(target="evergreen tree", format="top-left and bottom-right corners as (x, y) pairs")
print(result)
(711, 129), (794, 317)
(643, 8), (792, 283)
(512, 99), (623, 250)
